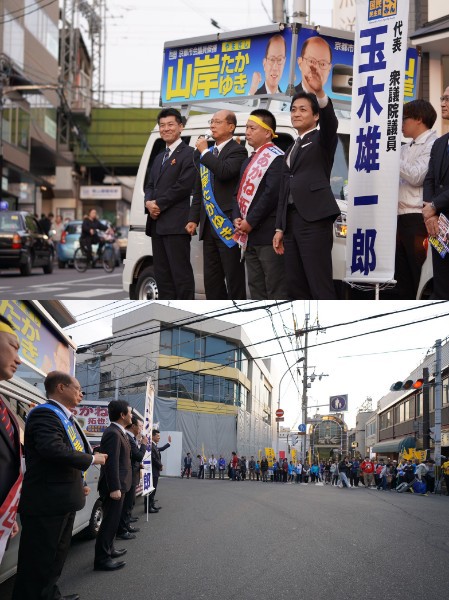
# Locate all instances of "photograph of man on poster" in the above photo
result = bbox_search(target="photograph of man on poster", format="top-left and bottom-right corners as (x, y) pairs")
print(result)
(295, 36), (333, 95)
(249, 34), (287, 95)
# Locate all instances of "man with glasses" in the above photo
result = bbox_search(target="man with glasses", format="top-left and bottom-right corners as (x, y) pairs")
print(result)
(13, 371), (107, 600)
(295, 36), (332, 95)
(144, 107), (196, 299)
(187, 110), (248, 299)
(423, 88), (449, 299)
(249, 34), (287, 96)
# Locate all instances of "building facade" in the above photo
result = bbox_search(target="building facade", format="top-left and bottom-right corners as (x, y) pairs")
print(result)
(76, 303), (276, 462)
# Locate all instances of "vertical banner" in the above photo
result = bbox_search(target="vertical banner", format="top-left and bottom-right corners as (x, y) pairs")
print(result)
(345, 0), (410, 283)
(142, 378), (155, 497)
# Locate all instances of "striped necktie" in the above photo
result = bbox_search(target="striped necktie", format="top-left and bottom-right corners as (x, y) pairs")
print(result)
(161, 147), (170, 170)
(0, 395), (15, 442)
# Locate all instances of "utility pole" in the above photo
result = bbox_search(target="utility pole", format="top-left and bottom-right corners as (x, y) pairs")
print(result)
(272, 0), (286, 22)
(434, 339), (442, 468)
(422, 366), (430, 451)
(301, 312), (309, 461)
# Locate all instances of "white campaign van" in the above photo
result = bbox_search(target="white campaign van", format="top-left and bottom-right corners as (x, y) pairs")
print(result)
(123, 109), (351, 299)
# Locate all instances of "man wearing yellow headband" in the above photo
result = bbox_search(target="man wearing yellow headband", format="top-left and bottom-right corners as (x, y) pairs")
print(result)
(0, 314), (22, 564)
(233, 109), (288, 299)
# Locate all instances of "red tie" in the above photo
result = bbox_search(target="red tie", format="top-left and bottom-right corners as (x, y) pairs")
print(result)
(0, 395), (15, 443)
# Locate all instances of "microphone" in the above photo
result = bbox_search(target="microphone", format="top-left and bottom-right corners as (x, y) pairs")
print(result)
(201, 129), (212, 140)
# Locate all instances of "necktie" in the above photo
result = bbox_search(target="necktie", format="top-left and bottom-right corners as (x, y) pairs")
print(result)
(161, 147), (170, 169)
(212, 146), (219, 157)
(0, 395), (15, 443)
(289, 137), (301, 167)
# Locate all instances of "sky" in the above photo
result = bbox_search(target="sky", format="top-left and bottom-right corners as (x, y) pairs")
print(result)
(63, 300), (449, 431)
(102, 0), (334, 91)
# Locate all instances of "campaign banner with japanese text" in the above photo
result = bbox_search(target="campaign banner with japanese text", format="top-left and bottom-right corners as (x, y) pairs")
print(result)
(142, 378), (155, 497)
(345, 0), (410, 283)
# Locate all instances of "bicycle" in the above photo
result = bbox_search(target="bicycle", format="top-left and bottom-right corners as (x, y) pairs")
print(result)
(74, 238), (115, 273)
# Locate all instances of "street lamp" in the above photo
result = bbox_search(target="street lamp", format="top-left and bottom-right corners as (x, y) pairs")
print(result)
(276, 357), (304, 453)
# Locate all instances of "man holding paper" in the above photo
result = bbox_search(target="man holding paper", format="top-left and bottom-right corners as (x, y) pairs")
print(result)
(423, 86), (449, 299)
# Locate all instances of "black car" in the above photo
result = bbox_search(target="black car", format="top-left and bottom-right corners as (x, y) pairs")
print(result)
(0, 211), (54, 275)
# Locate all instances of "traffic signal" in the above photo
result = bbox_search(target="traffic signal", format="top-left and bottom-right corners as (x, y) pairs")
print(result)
(390, 378), (424, 392)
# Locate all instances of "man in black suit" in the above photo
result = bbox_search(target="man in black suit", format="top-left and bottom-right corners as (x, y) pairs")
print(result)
(94, 400), (132, 571)
(248, 34), (287, 96)
(0, 315), (22, 564)
(144, 108), (197, 299)
(273, 86), (340, 299)
(295, 36), (332, 95)
(146, 429), (171, 513)
(422, 86), (449, 299)
(116, 414), (147, 536)
(12, 371), (107, 600)
(187, 110), (248, 299)
(233, 109), (288, 299)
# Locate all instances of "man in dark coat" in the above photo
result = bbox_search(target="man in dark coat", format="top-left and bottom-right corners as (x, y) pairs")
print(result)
(146, 428), (171, 513)
(422, 86), (449, 299)
(187, 110), (248, 299)
(12, 371), (107, 600)
(94, 400), (132, 571)
(116, 414), (148, 536)
(144, 107), (196, 299)
(0, 315), (22, 564)
(233, 109), (288, 299)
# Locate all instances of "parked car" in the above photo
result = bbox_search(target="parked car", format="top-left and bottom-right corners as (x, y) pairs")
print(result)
(0, 211), (54, 275)
(115, 225), (129, 260)
(57, 220), (121, 268)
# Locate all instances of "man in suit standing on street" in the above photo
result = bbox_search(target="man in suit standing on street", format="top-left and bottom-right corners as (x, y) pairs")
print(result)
(144, 107), (197, 299)
(187, 110), (248, 299)
(422, 86), (449, 299)
(273, 81), (340, 299)
(94, 400), (133, 571)
(0, 315), (22, 565)
(233, 109), (288, 299)
(116, 414), (147, 536)
(12, 371), (107, 600)
(146, 428), (171, 513)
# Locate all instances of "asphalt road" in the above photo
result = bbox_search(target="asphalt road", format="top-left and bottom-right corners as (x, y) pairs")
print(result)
(0, 263), (128, 299)
(1, 479), (448, 600)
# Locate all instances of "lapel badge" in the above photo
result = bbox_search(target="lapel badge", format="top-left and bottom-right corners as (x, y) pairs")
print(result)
(171, 158), (176, 165)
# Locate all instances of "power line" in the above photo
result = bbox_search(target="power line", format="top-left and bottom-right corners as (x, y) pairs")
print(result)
(0, 0), (59, 24)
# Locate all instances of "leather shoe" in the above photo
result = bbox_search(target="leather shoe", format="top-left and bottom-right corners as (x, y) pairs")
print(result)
(111, 548), (127, 558)
(116, 531), (136, 540)
(148, 507), (159, 513)
(127, 526), (140, 533)
(94, 559), (126, 571)
(61, 596), (80, 600)
(153, 505), (162, 509)
(129, 517), (139, 523)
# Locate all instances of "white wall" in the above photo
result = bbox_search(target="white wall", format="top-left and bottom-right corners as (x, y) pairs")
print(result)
(428, 1), (448, 21)
(159, 431), (182, 477)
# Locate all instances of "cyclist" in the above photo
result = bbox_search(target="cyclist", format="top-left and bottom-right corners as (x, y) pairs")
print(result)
(79, 208), (109, 262)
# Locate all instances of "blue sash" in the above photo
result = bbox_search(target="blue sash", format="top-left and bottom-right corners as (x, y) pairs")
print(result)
(200, 149), (236, 248)
(31, 403), (86, 455)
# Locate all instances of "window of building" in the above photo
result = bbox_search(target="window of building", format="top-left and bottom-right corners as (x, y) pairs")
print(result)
(2, 12), (24, 69)
(205, 336), (237, 366)
(380, 410), (392, 429)
(443, 377), (449, 405)
(158, 368), (173, 397)
(160, 328), (172, 354)
(416, 393), (422, 417)
(174, 329), (196, 359)
(1, 104), (30, 151)
(25, 1), (59, 60)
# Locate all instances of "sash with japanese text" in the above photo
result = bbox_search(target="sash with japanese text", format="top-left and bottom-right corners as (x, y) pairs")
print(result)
(200, 150), (237, 248)
(345, 0), (410, 284)
(234, 143), (284, 249)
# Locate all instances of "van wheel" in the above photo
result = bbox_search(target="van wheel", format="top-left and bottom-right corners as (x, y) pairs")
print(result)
(85, 498), (103, 539)
(135, 267), (159, 300)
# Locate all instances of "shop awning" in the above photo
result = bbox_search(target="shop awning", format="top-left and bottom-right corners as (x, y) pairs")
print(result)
(371, 436), (416, 454)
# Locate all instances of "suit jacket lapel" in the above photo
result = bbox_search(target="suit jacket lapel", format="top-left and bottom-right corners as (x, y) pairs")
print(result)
(155, 141), (185, 185)
(290, 130), (316, 172)
(439, 134), (449, 181)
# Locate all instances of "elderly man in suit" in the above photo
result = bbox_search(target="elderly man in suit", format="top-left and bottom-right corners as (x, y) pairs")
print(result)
(273, 79), (340, 299)
(0, 315), (22, 565)
(233, 109), (288, 299)
(12, 371), (107, 600)
(94, 400), (133, 571)
(422, 86), (449, 299)
(187, 109), (248, 299)
(144, 107), (197, 299)
(295, 36), (332, 95)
